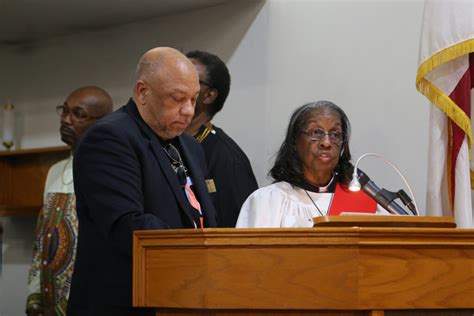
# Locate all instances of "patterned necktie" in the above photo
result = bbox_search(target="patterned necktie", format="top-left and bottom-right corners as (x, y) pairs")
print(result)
(184, 176), (204, 228)
(164, 144), (203, 228)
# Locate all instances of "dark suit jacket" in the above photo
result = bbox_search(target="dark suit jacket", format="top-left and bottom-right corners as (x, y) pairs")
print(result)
(67, 99), (217, 312)
(200, 126), (258, 227)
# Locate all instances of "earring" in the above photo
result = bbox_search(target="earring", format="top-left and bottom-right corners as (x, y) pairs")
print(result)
(340, 147), (345, 157)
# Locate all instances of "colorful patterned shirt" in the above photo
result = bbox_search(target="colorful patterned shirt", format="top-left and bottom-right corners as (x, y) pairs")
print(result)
(26, 157), (77, 316)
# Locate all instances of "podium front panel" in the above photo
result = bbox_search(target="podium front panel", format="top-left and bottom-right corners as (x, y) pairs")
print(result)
(133, 227), (474, 312)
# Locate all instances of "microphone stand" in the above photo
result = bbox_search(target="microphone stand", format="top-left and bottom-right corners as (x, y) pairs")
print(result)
(350, 153), (419, 216)
(376, 188), (410, 216)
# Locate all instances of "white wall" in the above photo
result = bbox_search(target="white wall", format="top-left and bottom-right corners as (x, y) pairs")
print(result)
(225, 0), (427, 204)
(0, 0), (429, 314)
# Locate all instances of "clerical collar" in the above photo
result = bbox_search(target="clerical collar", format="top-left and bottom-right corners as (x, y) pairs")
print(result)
(299, 173), (337, 193)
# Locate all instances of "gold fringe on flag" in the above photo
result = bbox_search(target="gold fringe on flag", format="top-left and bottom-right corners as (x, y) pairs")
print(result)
(416, 38), (474, 153)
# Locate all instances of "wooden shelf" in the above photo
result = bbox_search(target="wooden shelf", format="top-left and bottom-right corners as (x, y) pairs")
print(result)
(0, 145), (70, 157)
(0, 205), (40, 217)
(0, 146), (70, 217)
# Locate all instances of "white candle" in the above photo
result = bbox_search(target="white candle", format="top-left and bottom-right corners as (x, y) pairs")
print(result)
(3, 103), (15, 149)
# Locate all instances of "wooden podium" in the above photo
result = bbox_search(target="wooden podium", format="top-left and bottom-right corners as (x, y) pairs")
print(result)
(133, 216), (474, 316)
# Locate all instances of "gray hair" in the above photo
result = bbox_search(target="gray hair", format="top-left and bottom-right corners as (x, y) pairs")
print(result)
(269, 100), (353, 187)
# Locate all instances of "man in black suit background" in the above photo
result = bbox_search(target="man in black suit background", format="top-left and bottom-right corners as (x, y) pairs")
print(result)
(184, 50), (258, 227)
(67, 47), (217, 316)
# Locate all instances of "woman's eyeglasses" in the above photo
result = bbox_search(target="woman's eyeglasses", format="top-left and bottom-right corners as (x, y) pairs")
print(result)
(163, 144), (187, 187)
(300, 128), (345, 145)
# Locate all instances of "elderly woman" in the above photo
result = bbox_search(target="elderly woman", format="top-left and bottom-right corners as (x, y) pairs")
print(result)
(236, 101), (386, 228)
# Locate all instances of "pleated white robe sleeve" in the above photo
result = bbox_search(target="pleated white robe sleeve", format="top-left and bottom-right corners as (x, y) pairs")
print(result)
(236, 182), (330, 228)
(236, 181), (393, 228)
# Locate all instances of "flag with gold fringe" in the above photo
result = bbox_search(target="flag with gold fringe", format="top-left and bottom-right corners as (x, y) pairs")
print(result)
(416, 0), (474, 228)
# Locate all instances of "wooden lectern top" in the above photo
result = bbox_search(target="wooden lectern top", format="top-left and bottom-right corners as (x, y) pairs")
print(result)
(313, 215), (456, 228)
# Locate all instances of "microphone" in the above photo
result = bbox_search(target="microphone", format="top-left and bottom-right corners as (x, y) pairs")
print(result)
(348, 153), (419, 216)
(397, 189), (417, 214)
(357, 172), (410, 215)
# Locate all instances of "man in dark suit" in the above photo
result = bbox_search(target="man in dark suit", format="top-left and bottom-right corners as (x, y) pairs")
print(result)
(67, 47), (217, 316)
(184, 50), (258, 227)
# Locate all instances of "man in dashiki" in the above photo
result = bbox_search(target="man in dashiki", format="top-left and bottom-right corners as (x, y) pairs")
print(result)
(26, 86), (112, 316)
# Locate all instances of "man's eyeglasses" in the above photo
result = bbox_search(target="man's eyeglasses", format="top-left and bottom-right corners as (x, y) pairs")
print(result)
(300, 128), (345, 145)
(56, 105), (97, 123)
(163, 143), (187, 187)
(199, 80), (212, 87)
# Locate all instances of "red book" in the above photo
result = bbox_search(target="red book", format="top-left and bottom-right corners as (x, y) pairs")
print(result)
(328, 183), (377, 215)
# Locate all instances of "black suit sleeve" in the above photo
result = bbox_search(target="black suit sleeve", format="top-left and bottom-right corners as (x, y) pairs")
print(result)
(74, 121), (168, 256)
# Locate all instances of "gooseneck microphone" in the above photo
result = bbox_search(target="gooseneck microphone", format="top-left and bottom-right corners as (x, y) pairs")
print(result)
(357, 172), (410, 215)
(348, 153), (419, 216)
